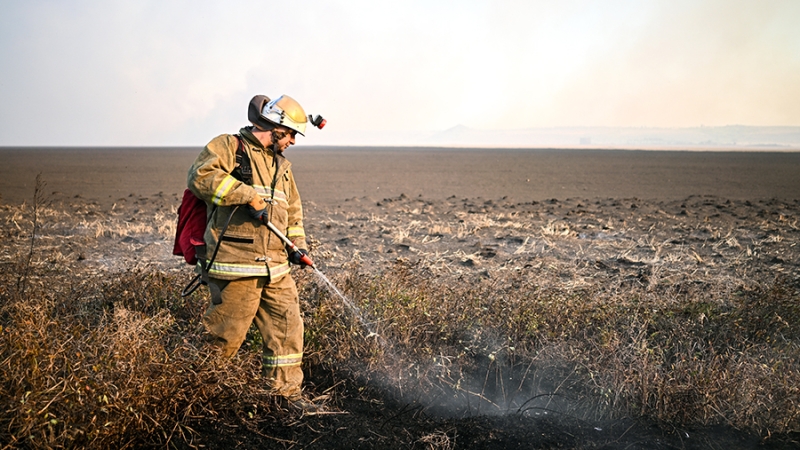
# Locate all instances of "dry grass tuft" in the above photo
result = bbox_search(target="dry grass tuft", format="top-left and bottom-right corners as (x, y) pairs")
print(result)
(298, 261), (800, 435)
(0, 267), (276, 448)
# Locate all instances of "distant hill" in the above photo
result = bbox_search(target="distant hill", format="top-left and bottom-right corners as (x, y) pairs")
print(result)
(313, 125), (800, 149)
(425, 125), (800, 149)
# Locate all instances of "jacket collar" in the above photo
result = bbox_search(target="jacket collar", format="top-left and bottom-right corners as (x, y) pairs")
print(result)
(240, 127), (272, 154)
(239, 127), (289, 170)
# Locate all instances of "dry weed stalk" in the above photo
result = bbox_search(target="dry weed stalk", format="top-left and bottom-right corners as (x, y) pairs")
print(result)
(16, 174), (47, 298)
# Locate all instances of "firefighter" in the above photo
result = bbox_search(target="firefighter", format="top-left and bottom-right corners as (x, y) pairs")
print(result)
(187, 94), (317, 410)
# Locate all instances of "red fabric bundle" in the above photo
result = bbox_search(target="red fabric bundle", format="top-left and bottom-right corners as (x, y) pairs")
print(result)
(173, 189), (207, 265)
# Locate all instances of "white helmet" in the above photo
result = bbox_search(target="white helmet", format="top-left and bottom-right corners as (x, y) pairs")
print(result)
(261, 95), (308, 136)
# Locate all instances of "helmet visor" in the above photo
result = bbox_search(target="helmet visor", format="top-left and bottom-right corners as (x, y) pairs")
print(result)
(262, 95), (308, 136)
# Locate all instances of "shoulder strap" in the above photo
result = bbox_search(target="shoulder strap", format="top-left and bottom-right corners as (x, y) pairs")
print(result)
(231, 135), (253, 185)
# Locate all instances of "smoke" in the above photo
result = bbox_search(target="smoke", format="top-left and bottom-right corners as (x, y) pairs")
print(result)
(404, 342), (604, 421)
(335, 319), (607, 422)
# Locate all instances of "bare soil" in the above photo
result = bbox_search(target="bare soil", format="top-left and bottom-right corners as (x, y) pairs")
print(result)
(1, 147), (799, 448)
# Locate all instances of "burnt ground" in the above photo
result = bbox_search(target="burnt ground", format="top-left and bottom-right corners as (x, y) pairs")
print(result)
(2, 190), (799, 449)
(190, 377), (783, 450)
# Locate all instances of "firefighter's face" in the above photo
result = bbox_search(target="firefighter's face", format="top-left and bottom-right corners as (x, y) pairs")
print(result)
(272, 126), (296, 152)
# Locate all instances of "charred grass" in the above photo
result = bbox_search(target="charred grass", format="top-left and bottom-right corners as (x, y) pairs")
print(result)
(301, 263), (800, 430)
(1, 193), (799, 448)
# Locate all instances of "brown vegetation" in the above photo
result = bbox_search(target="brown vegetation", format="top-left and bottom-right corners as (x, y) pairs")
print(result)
(1, 188), (799, 448)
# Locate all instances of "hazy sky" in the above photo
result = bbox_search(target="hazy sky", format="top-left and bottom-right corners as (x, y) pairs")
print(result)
(1, 0), (798, 146)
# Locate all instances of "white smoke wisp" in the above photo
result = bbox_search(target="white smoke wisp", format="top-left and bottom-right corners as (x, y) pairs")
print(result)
(398, 341), (607, 421)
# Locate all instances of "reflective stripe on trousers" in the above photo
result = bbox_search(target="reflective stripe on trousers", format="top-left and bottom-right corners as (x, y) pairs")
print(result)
(263, 353), (303, 368)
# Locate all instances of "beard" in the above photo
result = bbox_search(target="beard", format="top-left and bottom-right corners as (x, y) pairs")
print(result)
(271, 129), (289, 153)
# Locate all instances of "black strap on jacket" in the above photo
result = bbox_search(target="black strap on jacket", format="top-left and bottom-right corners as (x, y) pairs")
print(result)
(231, 135), (252, 184)
(233, 133), (285, 250)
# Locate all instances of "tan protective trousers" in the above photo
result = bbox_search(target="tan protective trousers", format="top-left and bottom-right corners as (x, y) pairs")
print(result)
(203, 274), (303, 398)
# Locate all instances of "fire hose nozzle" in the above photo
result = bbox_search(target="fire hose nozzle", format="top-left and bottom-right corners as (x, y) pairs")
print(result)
(300, 253), (315, 268)
(263, 219), (316, 268)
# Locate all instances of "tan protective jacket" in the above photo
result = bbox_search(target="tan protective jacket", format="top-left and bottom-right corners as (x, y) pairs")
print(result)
(187, 127), (308, 281)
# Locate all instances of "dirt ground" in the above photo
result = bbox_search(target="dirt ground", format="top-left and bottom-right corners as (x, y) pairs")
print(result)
(1, 146), (800, 207)
(1, 147), (799, 448)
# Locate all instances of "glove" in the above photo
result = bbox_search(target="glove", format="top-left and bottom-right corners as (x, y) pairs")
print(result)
(247, 204), (267, 221)
(289, 249), (310, 268)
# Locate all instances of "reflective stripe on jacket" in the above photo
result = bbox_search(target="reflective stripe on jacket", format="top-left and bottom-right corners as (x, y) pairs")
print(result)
(187, 127), (308, 281)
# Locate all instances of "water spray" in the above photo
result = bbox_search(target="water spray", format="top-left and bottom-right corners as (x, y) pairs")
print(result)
(263, 219), (383, 344)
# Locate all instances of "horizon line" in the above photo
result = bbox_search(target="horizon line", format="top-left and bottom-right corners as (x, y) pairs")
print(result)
(2, 144), (800, 152)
